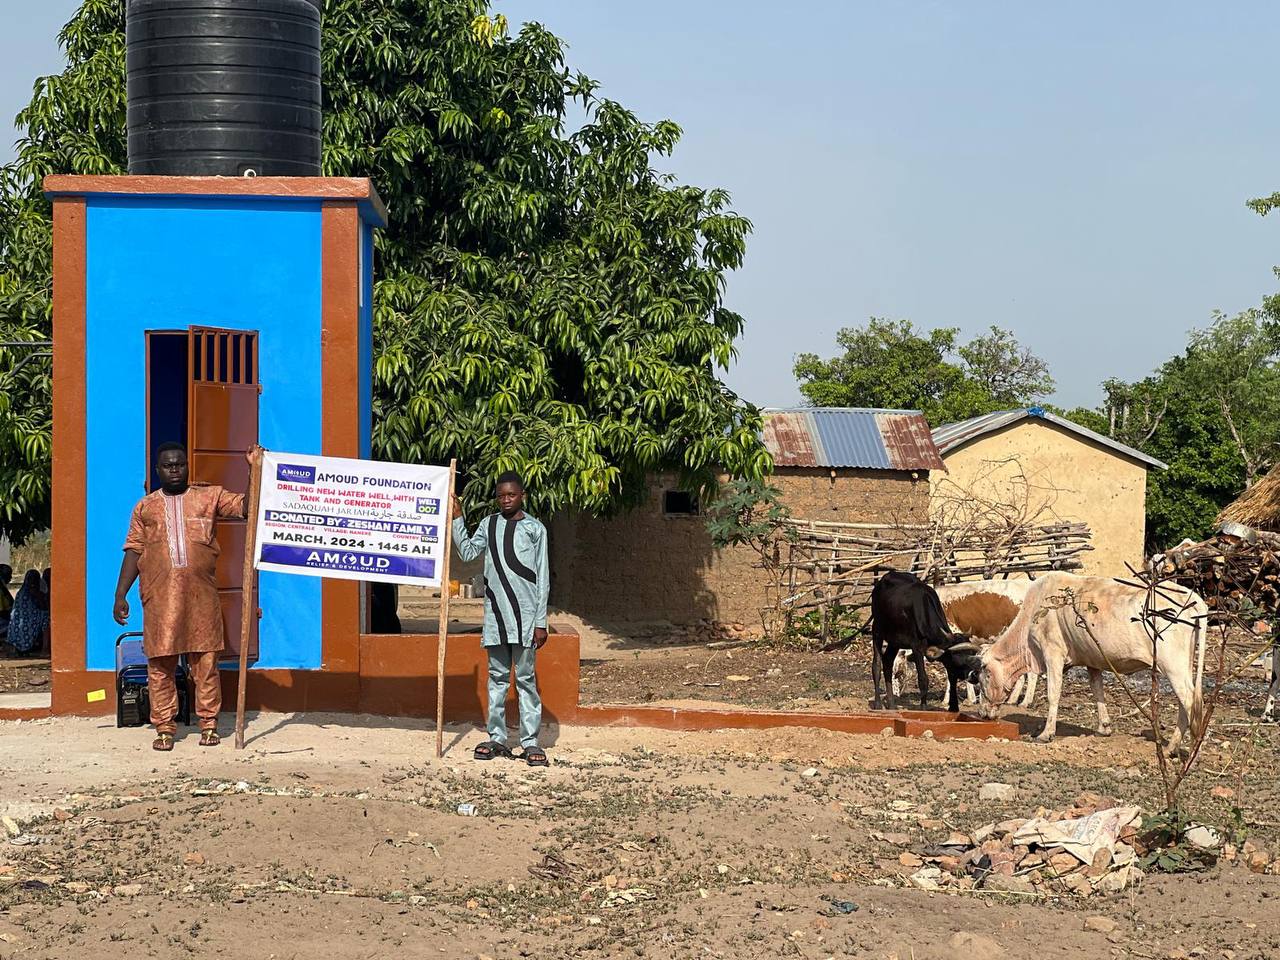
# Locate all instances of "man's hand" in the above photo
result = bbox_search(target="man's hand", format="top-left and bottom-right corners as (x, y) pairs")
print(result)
(113, 596), (130, 626)
(450, 494), (464, 520)
(534, 627), (548, 649)
(244, 445), (263, 466)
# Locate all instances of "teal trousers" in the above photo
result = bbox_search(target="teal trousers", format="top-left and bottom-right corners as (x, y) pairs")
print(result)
(485, 643), (542, 749)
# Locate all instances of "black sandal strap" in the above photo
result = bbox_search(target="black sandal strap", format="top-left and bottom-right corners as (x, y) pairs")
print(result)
(474, 741), (508, 760)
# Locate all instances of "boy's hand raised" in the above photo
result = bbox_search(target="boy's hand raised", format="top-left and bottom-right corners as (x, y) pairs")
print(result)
(450, 494), (464, 519)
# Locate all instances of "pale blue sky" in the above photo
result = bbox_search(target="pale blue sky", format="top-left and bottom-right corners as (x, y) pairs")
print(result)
(5, 2), (1280, 411)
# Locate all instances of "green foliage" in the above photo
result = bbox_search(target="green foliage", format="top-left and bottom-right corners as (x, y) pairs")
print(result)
(0, 0), (767, 540)
(1075, 309), (1280, 549)
(786, 604), (863, 649)
(704, 477), (794, 552)
(1137, 807), (1213, 874)
(793, 319), (1054, 425)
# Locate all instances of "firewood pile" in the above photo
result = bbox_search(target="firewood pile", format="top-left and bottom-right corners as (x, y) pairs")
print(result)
(1149, 529), (1280, 619)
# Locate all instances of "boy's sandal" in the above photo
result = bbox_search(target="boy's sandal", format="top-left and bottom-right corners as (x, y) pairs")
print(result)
(152, 733), (175, 752)
(199, 729), (221, 747)
(512, 747), (549, 767)
(474, 741), (509, 761)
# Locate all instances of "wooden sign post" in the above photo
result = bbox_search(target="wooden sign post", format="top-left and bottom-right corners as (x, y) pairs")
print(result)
(234, 447), (264, 750)
(435, 459), (458, 758)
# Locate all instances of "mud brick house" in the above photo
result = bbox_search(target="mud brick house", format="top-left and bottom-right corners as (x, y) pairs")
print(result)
(549, 408), (945, 627)
(931, 407), (1166, 577)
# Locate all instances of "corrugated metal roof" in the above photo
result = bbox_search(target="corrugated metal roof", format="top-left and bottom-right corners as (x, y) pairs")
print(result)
(931, 406), (1167, 470)
(762, 408), (946, 471)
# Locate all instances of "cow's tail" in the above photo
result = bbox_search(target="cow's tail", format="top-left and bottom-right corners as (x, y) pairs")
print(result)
(1191, 599), (1207, 741)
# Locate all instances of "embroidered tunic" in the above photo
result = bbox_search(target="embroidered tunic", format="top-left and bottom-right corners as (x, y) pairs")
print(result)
(122, 484), (245, 658)
(452, 513), (549, 648)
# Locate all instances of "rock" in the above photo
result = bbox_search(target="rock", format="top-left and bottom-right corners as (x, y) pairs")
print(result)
(766, 668), (782, 678)
(1061, 873), (1094, 897)
(0, 817), (19, 838)
(936, 855), (963, 873)
(52, 810), (72, 823)
(1184, 825), (1222, 850)
(945, 831), (972, 847)
(982, 873), (1036, 895)
(409, 895), (428, 906)
(1085, 917), (1119, 934)
(880, 727), (895, 738)
(1248, 852), (1270, 874)
(899, 852), (924, 869)
(113, 884), (143, 897)
(972, 823), (996, 843)
(1221, 844), (1237, 862)
(948, 931), (1004, 955)
(994, 818), (1028, 836)
(1049, 852), (1083, 875)
(1210, 786), (1235, 800)
(873, 831), (912, 846)
(909, 867), (944, 891)
(979, 783), (1016, 802)
(1087, 848), (1114, 878)
(988, 849), (1023, 877)
(923, 730), (935, 740)
(63, 882), (91, 894)
(801, 768), (820, 779)
(1266, 859), (1280, 877)
(183, 852), (206, 866)
(1094, 866), (1143, 893)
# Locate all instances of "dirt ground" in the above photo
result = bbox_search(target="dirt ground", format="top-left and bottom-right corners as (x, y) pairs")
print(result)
(2, 685), (1279, 960)
(3, 610), (1279, 958)
(0, 659), (50, 696)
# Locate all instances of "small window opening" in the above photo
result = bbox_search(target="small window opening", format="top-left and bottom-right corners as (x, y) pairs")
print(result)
(663, 491), (700, 516)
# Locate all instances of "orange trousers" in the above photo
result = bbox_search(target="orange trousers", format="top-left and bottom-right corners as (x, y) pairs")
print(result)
(147, 652), (221, 733)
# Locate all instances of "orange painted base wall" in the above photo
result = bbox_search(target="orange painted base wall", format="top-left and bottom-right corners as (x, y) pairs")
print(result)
(50, 632), (581, 723)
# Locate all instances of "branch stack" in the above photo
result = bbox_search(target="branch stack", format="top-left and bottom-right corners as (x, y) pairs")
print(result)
(1150, 531), (1280, 618)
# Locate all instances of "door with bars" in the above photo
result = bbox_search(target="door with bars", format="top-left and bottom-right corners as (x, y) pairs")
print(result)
(187, 326), (261, 664)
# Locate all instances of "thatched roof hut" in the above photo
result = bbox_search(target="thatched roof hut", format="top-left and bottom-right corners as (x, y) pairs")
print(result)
(1217, 469), (1280, 533)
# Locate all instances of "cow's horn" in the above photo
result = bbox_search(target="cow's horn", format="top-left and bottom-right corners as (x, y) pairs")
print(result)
(948, 642), (981, 653)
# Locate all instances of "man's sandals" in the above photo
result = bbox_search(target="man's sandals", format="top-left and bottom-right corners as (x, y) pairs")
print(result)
(511, 747), (549, 767)
(152, 729), (220, 751)
(473, 742), (548, 766)
(473, 741), (510, 761)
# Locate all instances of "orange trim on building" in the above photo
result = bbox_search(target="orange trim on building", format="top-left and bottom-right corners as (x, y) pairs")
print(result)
(43, 175), (387, 227)
(50, 197), (90, 716)
(319, 202), (363, 674)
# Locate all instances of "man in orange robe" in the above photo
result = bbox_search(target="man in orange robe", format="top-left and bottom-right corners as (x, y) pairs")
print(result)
(113, 443), (250, 751)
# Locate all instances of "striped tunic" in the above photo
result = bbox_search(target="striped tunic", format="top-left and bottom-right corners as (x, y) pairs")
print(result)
(453, 513), (550, 648)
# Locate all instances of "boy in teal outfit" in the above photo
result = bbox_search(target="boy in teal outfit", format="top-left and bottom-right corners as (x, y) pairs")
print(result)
(452, 471), (551, 766)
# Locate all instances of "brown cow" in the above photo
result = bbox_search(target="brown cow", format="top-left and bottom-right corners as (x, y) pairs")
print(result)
(892, 580), (1038, 706)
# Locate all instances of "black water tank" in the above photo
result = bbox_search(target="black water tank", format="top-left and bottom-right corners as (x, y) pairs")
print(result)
(126, 0), (322, 176)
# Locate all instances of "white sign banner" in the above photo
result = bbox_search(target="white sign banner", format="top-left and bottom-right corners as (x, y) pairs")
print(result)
(253, 451), (451, 587)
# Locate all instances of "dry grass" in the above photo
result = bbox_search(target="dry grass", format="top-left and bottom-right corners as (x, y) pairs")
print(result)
(1218, 468), (1280, 531)
(9, 532), (50, 577)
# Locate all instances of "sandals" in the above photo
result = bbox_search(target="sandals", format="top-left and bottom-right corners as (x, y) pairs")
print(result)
(199, 729), (221, 748)
(152, 733), (174, 752)
(473, 741), (510, 761)
(511, 747), (549, 767)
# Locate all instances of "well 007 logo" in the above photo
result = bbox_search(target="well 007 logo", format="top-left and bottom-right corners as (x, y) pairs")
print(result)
(277, 463), (317, 484)
(415, 497), (441, 515)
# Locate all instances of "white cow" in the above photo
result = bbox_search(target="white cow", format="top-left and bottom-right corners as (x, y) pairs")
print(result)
(891, 579), (1040, 706)
(976, 572), (1207, 754)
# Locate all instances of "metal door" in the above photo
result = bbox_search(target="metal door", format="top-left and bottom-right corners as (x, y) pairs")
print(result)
(187, 326), (260, 663)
